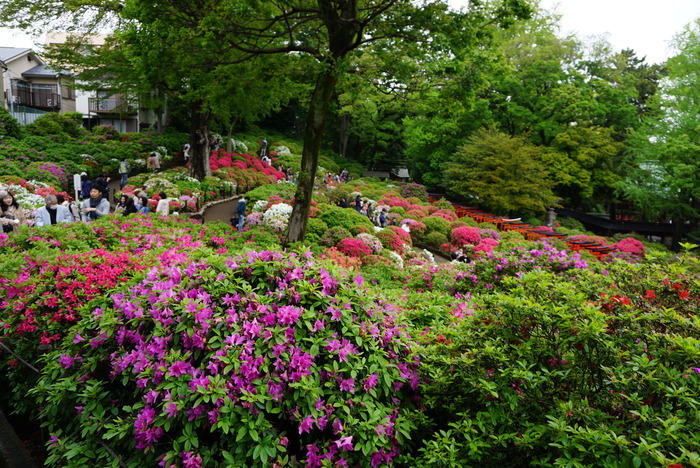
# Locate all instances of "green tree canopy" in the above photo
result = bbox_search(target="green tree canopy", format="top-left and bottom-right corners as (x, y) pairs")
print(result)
(617, 19), (700, 246)
(443, 127), (557, 216)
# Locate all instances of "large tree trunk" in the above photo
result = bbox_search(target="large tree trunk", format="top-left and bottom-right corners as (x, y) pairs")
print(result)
(339, 112), (351, 158)
(671, 216), (684, 251)
(226, 117), (238, 153)
(188, 100), (213, 180)
(287, 70), (339, 243)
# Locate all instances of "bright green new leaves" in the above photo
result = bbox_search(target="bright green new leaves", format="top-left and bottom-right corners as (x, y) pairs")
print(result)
(443, 127), (557, 216)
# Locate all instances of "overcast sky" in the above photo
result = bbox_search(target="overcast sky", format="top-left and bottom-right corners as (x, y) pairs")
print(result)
(540, 0), (700, 64)
(1, 0), (699, 65)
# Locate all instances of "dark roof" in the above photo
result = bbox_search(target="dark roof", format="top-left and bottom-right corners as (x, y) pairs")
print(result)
(0, 47), (31, 62)
(22, 63), (71, 78)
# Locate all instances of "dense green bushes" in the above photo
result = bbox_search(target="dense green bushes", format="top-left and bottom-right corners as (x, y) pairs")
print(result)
(405, 261), (700, 467)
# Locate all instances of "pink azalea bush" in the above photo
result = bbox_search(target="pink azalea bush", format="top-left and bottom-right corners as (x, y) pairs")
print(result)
(612, 237), (646, 257)
(356, 233), (383, 254)
(34, 250), (419, 467)
(377, 229), (405, 255)
(475, 237), (500, 253)
(337, 237), (373, 257)
(452, 226), (482, 246)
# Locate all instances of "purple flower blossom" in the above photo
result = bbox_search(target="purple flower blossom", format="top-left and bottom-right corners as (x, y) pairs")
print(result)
(299, 415), (314, 434)
(340, 378), (355, 392)
(334, 436), (354, 451)
(363, 373), (379, 392)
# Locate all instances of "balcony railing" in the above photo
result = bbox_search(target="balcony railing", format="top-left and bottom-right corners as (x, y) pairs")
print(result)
(88, 98), (137, 114)
(11, 86), (61, 110)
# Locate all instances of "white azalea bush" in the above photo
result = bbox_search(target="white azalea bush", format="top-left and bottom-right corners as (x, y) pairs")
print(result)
(252, 200), (269, 213)
(273, 146), (291, 157)
(262, 202), (294, 231)
(7, 182), (48, 209)
(231, 139), (248, 153)
(387, 250), (404, 269)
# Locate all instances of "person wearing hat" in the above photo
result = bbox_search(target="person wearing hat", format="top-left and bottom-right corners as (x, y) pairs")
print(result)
(147, 151), (161, 172)
(0, 190), (26, 233)
(80, 173), (93, 200)
(81, 187), (111, 222)
(35, 195), (73, 227)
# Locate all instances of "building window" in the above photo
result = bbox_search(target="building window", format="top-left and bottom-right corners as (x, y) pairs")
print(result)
(62, 86), (75, 100)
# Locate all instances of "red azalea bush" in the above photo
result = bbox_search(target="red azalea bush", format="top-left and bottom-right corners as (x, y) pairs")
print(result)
(0, 249), (150, 414)
(336, 237), (372, 258)
(377, 229), (405, 254)
(389, 225), (412, 247)
(432, 209), (458, 222)
(452, 226), (482, 246)
(613, 237), (646, 257)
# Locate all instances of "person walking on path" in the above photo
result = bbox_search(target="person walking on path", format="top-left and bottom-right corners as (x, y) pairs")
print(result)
(234, 196), (249, 233)
(183, 142), (191, 162)
(81, 188), (111, 222)
(118, 158), (130, 189)
(355, 195), (362, 213)
(0, 190), (26, 233)
(35, 195), (73, 226)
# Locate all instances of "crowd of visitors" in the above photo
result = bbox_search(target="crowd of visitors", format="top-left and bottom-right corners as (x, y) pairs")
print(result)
(0, 168), (177, 233)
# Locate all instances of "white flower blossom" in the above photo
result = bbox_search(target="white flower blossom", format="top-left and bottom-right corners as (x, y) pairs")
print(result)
(263, 202), (294, 230)
(253, 200), (269, 212)
(387, 251), (404, 269)
(273, 146), (291, 157)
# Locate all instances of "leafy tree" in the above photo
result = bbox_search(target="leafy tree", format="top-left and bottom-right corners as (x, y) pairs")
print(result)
(443, 127), (557, 216)
(617, 19), (700, 246)
(542, 125), (623, 210)
(0, 0), (531, 242)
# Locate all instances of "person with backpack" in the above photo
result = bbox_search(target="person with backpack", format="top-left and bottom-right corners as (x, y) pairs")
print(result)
(233, 196), (250, 233)
(378, 209), (388, 228)
(118, 158), (130, 189)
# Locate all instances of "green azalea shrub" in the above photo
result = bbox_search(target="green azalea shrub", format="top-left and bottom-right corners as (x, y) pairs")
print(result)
(404, 259), (700, 467)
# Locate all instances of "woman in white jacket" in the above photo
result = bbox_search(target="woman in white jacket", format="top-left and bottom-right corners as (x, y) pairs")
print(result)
(155, 192), (170, 216)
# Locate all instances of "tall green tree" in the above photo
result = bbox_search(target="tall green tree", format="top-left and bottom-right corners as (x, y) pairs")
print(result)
(0, 0), (531, 242)
(443, 127), (557, 216)
(617, 19), (700, 246)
